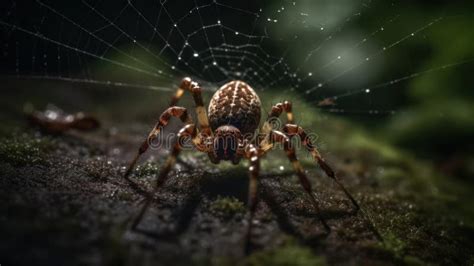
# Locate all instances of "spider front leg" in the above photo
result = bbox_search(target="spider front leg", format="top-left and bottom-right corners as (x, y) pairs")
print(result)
(259, 101), (293, 151)
(269, 101), (294, 124)
(124, 106), (193, 179)
(269, 130), (331, 234)
(170, 77), (213, 136)
(283, 124), (360, 211)
(131, 124), (198, 232)
(168, 77), (217, 162)
(244, 144), (260, 254)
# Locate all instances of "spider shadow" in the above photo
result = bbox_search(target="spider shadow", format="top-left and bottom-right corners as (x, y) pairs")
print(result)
(259, 177), (359, 245)
(126, 167), (359, 249)
(131, 192), (201, 242)
(126, 167), (251, 242)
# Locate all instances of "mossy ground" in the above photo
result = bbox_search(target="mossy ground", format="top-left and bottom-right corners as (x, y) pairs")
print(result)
(0, 79), (473, 265)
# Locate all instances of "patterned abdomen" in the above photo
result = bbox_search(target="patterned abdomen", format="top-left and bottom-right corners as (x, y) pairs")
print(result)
(208, 80), (261, 136)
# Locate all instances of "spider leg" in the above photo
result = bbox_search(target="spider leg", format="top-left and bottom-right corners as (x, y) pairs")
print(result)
(283, 124), (383, 241)
(268, 101), (294, 124)
(269, 130), (331, 234)
(169, 77), (192, 107)
(124, 106), (193, 179)
(282, 124), (360, 210)
(131, 124), (198, 232)
(168, 77), (217, 163)
(244, 144), (260, 254)
(187, 82), (220, 163)
(169, 77), (212, 135)
(259, 101), (293, 152)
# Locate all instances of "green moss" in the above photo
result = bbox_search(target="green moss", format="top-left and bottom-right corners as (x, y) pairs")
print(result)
(0, 135), (53, 166)
(84, 158), (115, 182)
(210, 196), (246, 219)
(245, 240), (326, 266)
(403, 255), (425, 266)
(117, 190), (133, 201)
(378, 232), (407, 259)
(133, 162), (160, 178)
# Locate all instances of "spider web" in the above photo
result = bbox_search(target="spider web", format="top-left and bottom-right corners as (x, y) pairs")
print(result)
(1, 0), (473, 116)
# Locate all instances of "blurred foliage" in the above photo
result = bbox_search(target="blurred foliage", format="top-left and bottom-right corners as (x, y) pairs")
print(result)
(383, 13), (474, 179)
(263, 0), (474, 178)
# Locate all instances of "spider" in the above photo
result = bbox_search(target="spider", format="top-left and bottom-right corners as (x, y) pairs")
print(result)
(124, 77), (363, 251)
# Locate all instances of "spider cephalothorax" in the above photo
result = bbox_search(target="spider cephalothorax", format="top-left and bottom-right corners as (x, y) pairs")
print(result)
(213, 125), (243, 164)
(124, 77), (378, 254)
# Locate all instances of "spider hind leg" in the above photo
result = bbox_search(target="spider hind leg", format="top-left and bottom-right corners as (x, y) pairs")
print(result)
(270, 130), (332, 234)
(130, 124), (198, 234)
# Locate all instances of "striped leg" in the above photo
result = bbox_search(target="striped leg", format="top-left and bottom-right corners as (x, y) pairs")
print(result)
(169, 78), (216, 163)
(283, 124), (359, 210)
(170, 77), (212, 136)
(124, 106), (192, 179)
(168, 77), (192, 107)
(259, 101), (293, 152)
(283, 124), (383, 240)
(270, 130), (331, 234)
(268, 101), (294, 124)
(244, 144), (260, 254)
(131, 124), (197, 231)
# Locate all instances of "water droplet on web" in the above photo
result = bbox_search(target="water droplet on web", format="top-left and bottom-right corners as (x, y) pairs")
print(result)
(235, 31), (239, 35)
(337, 55), (342, 59)
(193, 53), (199, 57)
(279, 165), (285, 171)
(212, 61), (217, 66)
(320, 27), (324, 31)
(365, 89), (370, 93)
(308, 72), (313, 76)
(318, 83), (323, 87)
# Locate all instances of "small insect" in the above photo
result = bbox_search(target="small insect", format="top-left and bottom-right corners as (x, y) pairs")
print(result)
(26, 105), (100, 134)
(124, 78), (363, 252)
(317, 97), (337, 107)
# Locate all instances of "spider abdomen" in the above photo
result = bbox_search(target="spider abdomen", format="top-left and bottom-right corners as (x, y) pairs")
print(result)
(208, 80), (261, 137)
